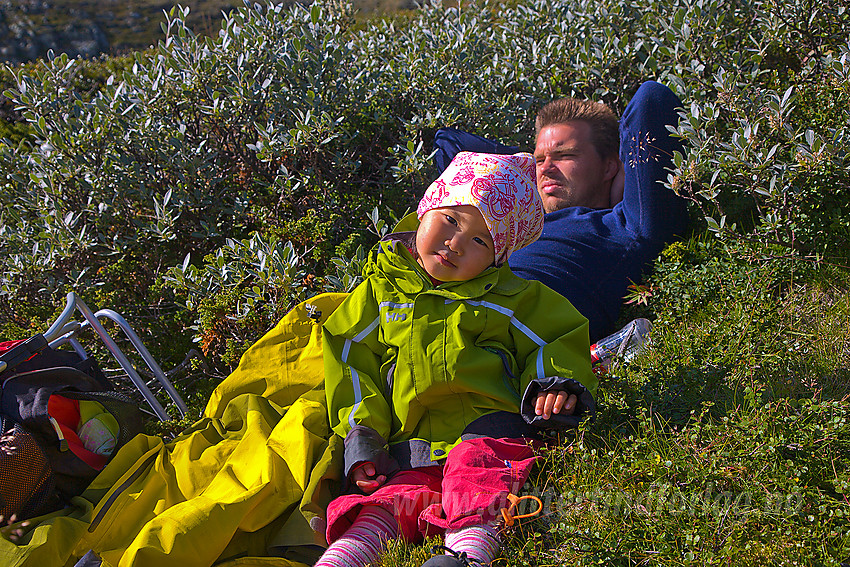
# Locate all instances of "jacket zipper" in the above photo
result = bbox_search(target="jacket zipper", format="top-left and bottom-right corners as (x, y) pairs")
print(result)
(88, 451), (158, 532)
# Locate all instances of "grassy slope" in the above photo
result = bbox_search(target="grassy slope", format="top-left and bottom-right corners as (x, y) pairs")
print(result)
(2, 1), (848, 564)
(380, 243), (850, 565)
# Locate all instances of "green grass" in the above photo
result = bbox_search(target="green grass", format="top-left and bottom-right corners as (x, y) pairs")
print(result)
(377, 240), (850, 566)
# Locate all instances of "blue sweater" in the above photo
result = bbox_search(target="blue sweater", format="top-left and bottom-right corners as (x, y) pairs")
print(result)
(434, 82), (689, 342)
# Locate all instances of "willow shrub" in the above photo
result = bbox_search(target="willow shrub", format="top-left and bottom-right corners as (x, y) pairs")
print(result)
(1, 0), (848, 369)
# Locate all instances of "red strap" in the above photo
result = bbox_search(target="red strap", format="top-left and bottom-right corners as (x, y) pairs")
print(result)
(0, 338), (26, 356)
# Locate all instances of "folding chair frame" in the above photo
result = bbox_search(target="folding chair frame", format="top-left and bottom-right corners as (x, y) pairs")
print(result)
(1, 292), (188, 421)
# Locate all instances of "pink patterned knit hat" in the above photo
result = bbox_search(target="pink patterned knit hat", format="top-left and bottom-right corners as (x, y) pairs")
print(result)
(417, 151), (544, 265)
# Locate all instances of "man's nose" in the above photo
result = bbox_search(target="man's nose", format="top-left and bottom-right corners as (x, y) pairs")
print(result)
(445, 237), (462, 255)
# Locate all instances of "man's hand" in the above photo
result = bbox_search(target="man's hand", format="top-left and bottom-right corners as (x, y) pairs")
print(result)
(351, 462), (387, 493)
(535, 390), (577, 420)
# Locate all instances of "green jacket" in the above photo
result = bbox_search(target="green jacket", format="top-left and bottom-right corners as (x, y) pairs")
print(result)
(323, 234), (597, 478)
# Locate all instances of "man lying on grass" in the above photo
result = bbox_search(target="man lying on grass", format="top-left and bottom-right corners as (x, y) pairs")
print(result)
(435, 81), (690, 345)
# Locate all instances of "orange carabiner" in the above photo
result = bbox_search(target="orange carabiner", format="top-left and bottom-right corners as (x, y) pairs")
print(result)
(499, 493), (543, 527)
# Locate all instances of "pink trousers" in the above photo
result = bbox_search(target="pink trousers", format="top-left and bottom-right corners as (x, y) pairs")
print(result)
(326, 437), (538, 543)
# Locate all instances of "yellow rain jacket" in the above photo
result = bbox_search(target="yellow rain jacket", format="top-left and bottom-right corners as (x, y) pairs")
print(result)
(0, 293), (347, 567)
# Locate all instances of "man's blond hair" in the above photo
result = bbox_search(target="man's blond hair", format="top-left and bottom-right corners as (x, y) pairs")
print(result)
(535, 98), (619, 159)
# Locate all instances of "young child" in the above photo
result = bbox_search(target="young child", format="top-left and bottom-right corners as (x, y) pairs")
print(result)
(318, 151), (597, 567)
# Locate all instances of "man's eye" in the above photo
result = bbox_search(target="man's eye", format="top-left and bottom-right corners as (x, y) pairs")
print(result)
(444, 215), (458, 225)
(473, 237), (488, 247)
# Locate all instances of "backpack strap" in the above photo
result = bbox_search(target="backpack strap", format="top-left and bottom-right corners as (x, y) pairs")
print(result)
(0, 335), (49, 377)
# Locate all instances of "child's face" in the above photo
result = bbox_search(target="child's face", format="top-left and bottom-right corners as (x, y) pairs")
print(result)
(415, 205), (495, 282)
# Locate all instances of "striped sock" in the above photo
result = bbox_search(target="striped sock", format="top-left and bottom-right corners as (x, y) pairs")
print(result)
(316, 506), (399, 567)
(444, 523), (501, 564)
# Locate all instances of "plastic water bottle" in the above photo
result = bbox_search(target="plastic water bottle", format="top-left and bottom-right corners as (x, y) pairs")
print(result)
(590, 318), (652, 374)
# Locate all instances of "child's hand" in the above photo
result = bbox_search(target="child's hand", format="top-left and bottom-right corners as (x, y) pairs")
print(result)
(0, 514), (30, 544)
(535, 390), (577, 419)
(351, 462), (387, 493)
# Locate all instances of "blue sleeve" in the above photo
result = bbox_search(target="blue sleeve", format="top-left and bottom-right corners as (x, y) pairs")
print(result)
(617, 81), (689, 241)
(433, 127), (520, 173)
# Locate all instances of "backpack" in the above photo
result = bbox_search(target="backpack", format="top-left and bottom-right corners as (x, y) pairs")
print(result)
(0, 335), (145, 520)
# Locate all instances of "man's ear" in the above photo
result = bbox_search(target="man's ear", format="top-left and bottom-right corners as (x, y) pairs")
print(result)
(608, 158), (625, 207)
(602, 154), (620, 182)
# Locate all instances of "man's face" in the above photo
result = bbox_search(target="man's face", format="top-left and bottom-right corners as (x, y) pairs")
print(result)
(534, 121), (618, 213)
